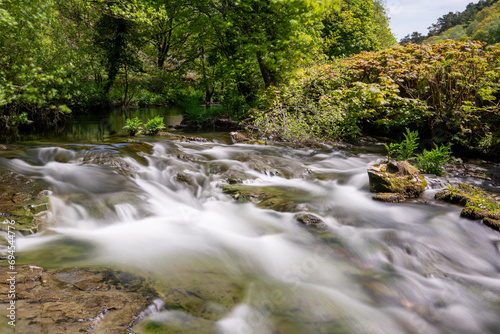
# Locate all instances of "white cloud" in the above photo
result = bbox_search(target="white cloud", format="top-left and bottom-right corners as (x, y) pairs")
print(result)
(388, 0), (473, 41)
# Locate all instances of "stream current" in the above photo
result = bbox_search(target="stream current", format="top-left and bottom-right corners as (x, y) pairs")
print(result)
(3, 137), (500, 333)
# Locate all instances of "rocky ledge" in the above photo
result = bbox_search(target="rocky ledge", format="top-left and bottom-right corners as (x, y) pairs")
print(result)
(0, 265), (162, 333)
(435, 183), (500, 232)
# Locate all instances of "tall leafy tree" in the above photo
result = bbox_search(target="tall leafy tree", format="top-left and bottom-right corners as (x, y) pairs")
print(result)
(0, 0), (73, 129)
(322, 0), (395, 58)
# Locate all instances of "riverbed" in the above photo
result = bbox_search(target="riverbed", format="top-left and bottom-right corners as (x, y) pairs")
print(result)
(1, 127), (500, 333)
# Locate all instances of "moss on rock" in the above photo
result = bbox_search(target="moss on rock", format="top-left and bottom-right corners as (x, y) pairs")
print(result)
(435, 183), (500, 232)
(372, 193), (406, 203)
(368, 161), (427, 198)
(220, 184), (313, 212)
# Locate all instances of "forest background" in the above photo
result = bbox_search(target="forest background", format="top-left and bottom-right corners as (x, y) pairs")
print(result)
(0, 0), (499, 160)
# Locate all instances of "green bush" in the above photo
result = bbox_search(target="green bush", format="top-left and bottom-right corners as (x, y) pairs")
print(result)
(415, 143), (451, 176)
(123, 117), (142, 136)
(384, 129), (419, 161)
(144, 116), (165, 135)
(132, 90), (167, 107)
(249, 41), (500, 158)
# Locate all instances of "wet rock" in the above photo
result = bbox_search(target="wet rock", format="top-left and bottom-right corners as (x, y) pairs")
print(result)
(230, 131), (249, 143)
(157, 132), (209, 143)
(220, 184), (312, 212)
(461, 206), (500, 220)
(435, 183), (500, 232)
(82, 152), (139, 178)
(294, 213), (325, 226)
(0, 265), (161, 334)
(435, 187), (469, 206)
(230, 131), (266, 145)
(372, 193), (405, 203)
(483, 217), (500, 232)
(368, 160), (427, 198)
(0, 170), (50, 239)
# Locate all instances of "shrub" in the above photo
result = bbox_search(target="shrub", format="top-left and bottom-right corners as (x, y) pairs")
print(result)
(144, 116), (165, 135)
(248, 41), (500, 157)
(384, 129), (419, 161)
(133, 90), (166, 107)
(123, 117), (142, 136)
(415, 143), (451, 176)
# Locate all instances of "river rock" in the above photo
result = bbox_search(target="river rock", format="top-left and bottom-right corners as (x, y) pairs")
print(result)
(221, 184), (312, 212)
(367, 161), (427, 198)
(483, 217), (500, 231)
(230, 131), (249, 143)
(294, 213), (325, 226)
(372, 193), (406, 203)
(0, 169), (50, 239)
(435, 183), (500, 232)
(0, 265), (161, 334)
(230, 131), (266, 145)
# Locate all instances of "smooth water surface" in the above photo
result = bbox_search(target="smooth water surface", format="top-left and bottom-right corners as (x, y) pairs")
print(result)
(17, 107), (183, 143)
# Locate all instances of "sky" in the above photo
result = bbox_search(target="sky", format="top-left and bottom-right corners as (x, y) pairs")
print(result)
(387, 0), (474, 41)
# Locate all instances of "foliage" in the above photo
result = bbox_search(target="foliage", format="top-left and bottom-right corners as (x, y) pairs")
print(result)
(402, 0), (500, 45)
(250, 40), (500, 158)
(0, 0), (75, 129)
(144, 116), (165, 135)
(2, 0), (356, 135)
(123, 117), (142, 136)
(444, 183), (499, 213)
(383, 128), (451, 175)
(384, 129), (419, 161)
(323, 0), (396, 58)
(415, 143), (451, 176)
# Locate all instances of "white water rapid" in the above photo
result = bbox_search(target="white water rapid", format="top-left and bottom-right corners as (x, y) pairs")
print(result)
(4, 139), (500, 333)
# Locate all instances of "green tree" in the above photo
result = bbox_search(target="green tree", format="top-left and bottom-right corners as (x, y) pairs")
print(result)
(323, 0), (395, 58)
(0, 0), (73, 130)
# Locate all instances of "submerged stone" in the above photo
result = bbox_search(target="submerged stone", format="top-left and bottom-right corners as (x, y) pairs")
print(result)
(220, 184), (313, 212)
(368, 160), (427, 198)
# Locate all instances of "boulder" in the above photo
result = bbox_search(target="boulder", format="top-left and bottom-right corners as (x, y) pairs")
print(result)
(229, 131), (266, 145)
(368, 161), (427, 198)
(230, 131), (250, 143)
(435, 183), (500, 232)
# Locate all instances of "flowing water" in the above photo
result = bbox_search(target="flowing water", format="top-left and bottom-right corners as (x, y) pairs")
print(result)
(2, 135), (500, 333)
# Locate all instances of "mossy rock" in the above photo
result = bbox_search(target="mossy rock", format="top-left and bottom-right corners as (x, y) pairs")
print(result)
(483, 217), (500, 231)
(0, 169), (50, 240)
(368, 160), (427, 198)
(294, 213), (325, 226)
(372, 193), (405, 203)
(435, 183), (500, 232)
(220, 184), (313, 212)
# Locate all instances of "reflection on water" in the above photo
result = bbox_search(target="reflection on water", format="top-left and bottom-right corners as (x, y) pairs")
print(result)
(19, 107), (183, 143)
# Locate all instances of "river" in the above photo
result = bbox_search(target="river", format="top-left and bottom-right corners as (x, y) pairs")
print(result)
(1, 120), (500, 333)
